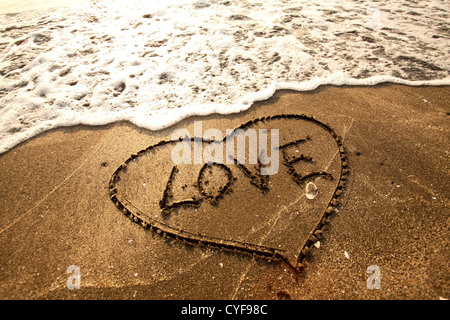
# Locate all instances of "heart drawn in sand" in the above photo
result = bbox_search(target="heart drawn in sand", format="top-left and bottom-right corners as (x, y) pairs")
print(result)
(109, 115), (349, 270)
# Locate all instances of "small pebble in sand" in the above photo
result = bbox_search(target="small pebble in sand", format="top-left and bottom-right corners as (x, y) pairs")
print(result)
(314, 241), (320, 249)
(305, 182), (318, 199)
(344, 251), (350, 259)
(114, 81), (126, 93)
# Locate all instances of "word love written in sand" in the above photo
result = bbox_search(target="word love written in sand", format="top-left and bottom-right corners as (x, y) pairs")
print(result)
(109, 115), (349, 268)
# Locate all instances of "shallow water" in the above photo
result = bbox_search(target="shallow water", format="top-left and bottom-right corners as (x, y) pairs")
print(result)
(0, 0), (449, 153)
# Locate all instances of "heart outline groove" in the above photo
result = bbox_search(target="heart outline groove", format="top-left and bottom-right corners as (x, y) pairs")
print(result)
(109, 114), (349, 273)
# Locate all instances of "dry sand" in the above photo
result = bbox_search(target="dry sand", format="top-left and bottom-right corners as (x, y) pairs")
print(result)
(0, 84), (448, 300)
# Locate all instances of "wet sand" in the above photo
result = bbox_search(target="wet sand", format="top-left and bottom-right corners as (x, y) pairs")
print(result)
(0, 84), (448, 299)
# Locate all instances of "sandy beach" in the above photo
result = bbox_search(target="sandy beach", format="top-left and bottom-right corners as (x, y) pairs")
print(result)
(0, 84), (448, 299)
(0, 0), (449, 302)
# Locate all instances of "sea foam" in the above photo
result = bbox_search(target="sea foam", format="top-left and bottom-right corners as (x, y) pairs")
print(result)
(0, 0), (448, 153)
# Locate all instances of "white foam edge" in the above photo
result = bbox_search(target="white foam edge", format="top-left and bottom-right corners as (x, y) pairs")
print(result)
(0, 74), (449, 154)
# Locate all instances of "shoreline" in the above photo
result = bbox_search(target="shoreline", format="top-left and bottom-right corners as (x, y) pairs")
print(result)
(1, 0), (449, 156)
(1, 82), (449, 156)
(0, 83), (448, 299)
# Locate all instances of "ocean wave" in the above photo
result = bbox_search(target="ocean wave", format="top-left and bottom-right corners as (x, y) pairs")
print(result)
(0, 0), (449, 153)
